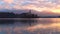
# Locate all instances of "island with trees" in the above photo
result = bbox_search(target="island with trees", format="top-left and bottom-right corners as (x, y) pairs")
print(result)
(0, 10), (39, 18)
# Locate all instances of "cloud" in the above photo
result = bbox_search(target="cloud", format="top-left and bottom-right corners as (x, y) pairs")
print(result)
(0, 0), (60, 13)
(3, 0), (14, 4)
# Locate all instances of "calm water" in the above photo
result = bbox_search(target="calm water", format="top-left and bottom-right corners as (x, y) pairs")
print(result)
(0, 18), (60, 34)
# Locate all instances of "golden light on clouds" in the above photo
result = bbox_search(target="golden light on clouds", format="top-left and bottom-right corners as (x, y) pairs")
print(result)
(50, 9), (60, 13)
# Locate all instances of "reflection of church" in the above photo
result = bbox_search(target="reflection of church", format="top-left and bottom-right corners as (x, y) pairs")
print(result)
(20, 10), (39, 18)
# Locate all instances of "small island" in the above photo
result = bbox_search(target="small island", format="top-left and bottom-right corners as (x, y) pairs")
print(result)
(19, 10), (39, 18)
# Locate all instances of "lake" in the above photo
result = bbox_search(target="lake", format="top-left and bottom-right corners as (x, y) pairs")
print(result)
(0, 18), (60, 34)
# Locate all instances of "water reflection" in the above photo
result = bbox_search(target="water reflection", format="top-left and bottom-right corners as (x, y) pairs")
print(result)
(0, 18), (60, 34)
(17, 19), (38, 26)
(0, 20), (14, 24)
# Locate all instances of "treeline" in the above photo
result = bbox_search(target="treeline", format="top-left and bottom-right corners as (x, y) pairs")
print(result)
(0, 12), (39, 18)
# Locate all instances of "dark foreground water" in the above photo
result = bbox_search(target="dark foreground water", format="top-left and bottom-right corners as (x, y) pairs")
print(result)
(0, 18), (60, 34)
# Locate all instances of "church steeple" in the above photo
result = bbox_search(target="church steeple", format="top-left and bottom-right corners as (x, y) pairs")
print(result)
(29, 10), (31, 14)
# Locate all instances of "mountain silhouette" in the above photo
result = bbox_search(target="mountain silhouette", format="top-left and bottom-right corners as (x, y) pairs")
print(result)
(0, 9), (60, 18)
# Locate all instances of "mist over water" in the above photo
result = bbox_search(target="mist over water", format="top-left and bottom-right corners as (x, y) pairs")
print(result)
(0, 18), (60, 34)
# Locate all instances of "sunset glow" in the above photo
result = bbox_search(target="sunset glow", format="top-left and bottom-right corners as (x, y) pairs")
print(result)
(0, 0), (60, 34)
(51, 9), (60, 13)
(0, 0), (60, 14)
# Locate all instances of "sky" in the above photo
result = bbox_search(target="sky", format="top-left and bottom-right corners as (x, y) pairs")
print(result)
(0, 0), (60, 13)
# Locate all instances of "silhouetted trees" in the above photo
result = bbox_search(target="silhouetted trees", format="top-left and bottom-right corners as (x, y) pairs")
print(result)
(0, 12), (39, 18)
(0, 12), (15, 18)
